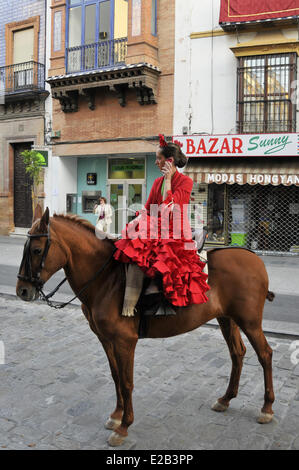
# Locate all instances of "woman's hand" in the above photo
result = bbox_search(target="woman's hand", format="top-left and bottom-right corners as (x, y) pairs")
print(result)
(161, 160), (176, 180)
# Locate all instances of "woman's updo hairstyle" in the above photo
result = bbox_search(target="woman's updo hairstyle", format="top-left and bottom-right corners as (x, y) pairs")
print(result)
(158, 134), (187, 168)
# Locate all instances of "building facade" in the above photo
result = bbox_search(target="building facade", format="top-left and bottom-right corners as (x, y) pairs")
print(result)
(48, 0), (175, 232)
(174, 0), (299, 254)
(0, 0), (52, 235)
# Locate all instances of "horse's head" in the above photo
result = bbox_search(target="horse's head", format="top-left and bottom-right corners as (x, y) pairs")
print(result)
(16, 205), (67, 302)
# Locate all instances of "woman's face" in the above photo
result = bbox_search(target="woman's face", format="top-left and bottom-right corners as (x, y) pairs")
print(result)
(155, 148), (166, 172)
(100, 198), (105, 205)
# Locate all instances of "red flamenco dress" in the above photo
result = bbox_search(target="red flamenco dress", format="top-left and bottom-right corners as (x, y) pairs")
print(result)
(114, 171), (210, 307)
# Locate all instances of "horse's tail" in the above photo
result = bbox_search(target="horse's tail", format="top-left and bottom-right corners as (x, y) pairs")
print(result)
(266, 291), (275, 302)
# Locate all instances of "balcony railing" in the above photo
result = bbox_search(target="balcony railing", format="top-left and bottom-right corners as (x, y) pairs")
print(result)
(67, 38), (127, 73)
(0, 61), (45, 95)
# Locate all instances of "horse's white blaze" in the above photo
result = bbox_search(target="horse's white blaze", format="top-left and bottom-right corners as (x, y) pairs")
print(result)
(108, 431), (126, 447)
(257, 412), (273, 424)
(105, 417), (122, 430)
(211, 400), (228, 412)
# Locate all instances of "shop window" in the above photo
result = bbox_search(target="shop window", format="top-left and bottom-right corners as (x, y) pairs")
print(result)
(108, 158), (145, 180)
(207, 185), (226, 243)
(190, 183), (226, 244)
(67, 0), (128, 72)
(229, 185), (299, 253)
(237, 53), (297, 133)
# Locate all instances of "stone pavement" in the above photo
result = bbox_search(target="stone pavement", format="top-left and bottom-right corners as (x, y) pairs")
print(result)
(0, 295), (299, 450)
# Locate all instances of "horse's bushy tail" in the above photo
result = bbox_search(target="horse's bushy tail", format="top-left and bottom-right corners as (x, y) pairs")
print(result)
(266, 291), (275, 302)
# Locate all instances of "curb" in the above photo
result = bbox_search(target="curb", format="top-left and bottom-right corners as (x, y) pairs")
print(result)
(204, 322), (299, 341)
(1, 291), (299, 341)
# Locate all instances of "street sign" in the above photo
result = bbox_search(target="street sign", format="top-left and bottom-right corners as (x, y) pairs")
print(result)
(87, 173), (97, 185)
(36, 150), (48, 167)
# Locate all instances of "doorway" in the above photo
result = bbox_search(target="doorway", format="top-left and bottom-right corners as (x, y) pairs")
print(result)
(108, 181), (145, 234)
(14, 142), (33, 228)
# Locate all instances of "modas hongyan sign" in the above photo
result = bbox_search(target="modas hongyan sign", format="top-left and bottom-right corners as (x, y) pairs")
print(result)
(219, 0), (299, 24)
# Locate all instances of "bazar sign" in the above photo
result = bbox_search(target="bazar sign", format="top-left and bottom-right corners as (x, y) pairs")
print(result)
(172, 134), (299, 157)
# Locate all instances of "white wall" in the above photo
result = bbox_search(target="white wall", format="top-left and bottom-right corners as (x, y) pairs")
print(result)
(174, 0), (299, 136)
(51, 156), (78, 214)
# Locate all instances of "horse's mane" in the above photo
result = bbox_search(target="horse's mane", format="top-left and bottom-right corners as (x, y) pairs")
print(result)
(51, 213), (117, 251)
(53, 213), (96, 235)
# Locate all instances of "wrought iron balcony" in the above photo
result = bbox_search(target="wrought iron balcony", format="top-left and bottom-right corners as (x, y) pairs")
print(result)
(0, 61), (45, 95)
(67, 37), (127, 73)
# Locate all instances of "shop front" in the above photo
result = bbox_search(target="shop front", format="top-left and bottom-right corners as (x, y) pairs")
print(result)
(185, 159), (299, 254)
(173, 133), (299, 254)
(107, 157), (146, 233)
(62, 153), (160, 233)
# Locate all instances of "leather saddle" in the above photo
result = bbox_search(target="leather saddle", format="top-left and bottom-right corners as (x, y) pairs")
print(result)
(135, 276), (176, 318)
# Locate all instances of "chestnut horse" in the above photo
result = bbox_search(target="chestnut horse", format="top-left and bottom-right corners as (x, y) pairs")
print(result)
(16, 206), (275, 447)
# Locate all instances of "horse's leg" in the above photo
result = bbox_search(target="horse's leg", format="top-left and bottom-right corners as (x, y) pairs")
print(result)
(108, 337), (137, 447)
(81, 305), (124, 430)
(240, 325), (275, 423)
(100, 339), (124, 431)
(212, 317), (246, 412)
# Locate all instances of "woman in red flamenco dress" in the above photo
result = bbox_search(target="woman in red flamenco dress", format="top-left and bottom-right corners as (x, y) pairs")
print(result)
(114, 135), (210, 308)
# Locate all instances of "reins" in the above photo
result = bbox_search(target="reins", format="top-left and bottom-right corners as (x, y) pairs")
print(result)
(18, 221), (117, 309)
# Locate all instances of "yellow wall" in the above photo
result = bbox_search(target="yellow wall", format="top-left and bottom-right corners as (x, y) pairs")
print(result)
(114, 0), (128, 39)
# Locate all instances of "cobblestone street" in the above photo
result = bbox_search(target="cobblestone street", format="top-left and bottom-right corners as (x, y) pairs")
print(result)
(0, 294), (299, 450)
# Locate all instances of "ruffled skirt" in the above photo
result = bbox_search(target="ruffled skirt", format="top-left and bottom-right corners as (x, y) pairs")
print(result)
(114, 218), (210, 307)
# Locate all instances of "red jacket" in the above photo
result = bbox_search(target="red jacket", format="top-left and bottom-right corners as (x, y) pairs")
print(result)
(144, 171), (194, 240)
(145, 170), (193, 210)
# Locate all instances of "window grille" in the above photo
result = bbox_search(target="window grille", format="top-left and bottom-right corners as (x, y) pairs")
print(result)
(237, 54), (297, 133)
(228, 184), (299, 253)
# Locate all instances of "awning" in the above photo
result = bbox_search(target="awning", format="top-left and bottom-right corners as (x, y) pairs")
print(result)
(219, 0), (299, 25)
(184, 161), (299, 186)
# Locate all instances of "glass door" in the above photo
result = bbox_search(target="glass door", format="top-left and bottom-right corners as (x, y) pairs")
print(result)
(109, 183), (124, 234)
(127, 183), (143, 223)
(84, 3), (97, 69)
(108, 181), (145, 234)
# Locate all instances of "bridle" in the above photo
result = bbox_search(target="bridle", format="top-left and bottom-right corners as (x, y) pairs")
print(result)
(17, 224), (51, 289)
(17, 222), (116, 309)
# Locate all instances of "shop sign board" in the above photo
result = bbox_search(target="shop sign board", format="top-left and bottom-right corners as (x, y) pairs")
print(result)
(204, 173), (299, 186)
(87, 173), (97, 185)
(219, 0), (299, 24)
(173, 134), (299, 158)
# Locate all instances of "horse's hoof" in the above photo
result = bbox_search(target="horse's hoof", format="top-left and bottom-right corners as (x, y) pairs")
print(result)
(108, 431), (126, 447)
(105, 417), (122, 431)
(257, 412), (273, 424)
(211, 400), (229, 412)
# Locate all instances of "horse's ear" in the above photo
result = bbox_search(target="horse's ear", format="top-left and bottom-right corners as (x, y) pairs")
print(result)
(40, 207), (50, 229)
(32, 204), (43, 223)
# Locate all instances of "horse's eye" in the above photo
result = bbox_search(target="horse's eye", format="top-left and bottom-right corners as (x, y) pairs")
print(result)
(33, 248), (42, 256)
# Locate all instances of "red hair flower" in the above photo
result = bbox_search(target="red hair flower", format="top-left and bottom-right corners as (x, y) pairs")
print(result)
(173, 140), (183, 148)
(159, 134), (168, 148)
